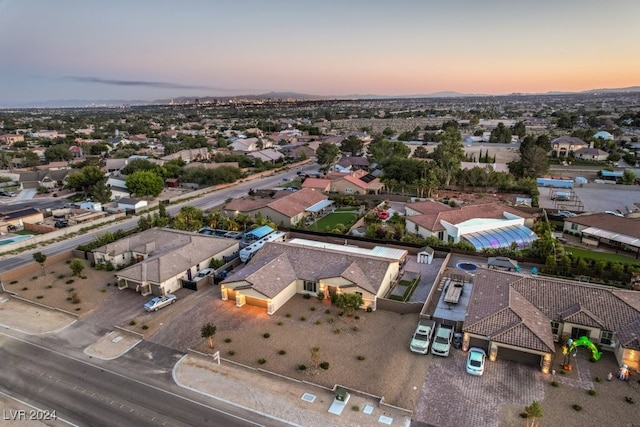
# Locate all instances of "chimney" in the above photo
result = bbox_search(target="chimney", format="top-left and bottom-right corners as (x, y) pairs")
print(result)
(142, 262), (147, 283)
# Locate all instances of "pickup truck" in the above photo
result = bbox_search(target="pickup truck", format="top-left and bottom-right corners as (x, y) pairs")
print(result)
(409, 319), (436, 354)
(431, 324), (454, 357)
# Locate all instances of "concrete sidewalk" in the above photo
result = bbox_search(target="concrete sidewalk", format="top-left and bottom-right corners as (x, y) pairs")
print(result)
(173, 354), (412, 427)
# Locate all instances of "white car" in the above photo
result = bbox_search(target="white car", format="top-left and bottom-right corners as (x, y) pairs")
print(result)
(409, 319), (436, 354)
(466, 347), (487, 375)
(144, 294), (177, 312)
(194, 268), (214, 281)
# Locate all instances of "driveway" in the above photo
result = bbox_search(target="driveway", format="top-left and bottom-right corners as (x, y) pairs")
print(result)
(14, 188), (36, 201)
(413, 348), (544, 426)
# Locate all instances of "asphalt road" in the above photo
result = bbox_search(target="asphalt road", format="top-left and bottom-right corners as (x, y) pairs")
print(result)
(0, 333), (277, 427)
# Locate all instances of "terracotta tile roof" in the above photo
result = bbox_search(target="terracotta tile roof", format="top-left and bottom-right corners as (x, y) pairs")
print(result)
(406, 202), (532, 231)
(115, 232), (237, 283)
(566, 213), (640, 238)
(301, 178), (331, 190)
(465, 269), (640, 351)
(267, 188), (327, 217)
(222, 241), (394, 297)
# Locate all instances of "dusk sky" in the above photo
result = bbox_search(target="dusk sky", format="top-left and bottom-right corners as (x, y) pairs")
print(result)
(1, 0), (639, 105)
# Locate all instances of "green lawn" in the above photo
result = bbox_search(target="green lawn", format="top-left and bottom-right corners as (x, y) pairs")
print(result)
(562, 246), (640, 266)
(309, 212), (358, 231)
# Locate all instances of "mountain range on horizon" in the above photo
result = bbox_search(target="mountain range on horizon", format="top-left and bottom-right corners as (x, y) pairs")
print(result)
(3, 86), (640, 109)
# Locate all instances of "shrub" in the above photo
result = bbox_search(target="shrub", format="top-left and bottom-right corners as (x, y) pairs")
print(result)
(100, 289), (106, 293)
(66, 279), (74, 284)
(228, 350), (235, 356)
(278, 349), (286, 355)
(224, 338), (232, 343)
(105, 262), (114, 271)
(257, 358), (266, 364)
(129, 320), (136, 326)
(32, 276), (38, 280)
(141, 325), (149, 330)
(352, 326), (360, 332)
(519, 413), (528, 419)
(46, 285), (53, 289)
(351, 405), (360, 412)
(316, 291), (325, 301)
(263, 333), (270, 339)
(298, 364), (307, 371)
(560, 370), (566, 375)
(366, 307), (373, 312)
(624, 396), (634, 404)
(57, 274), (65, 279)
(588, 389), (596, 396)
(303, 293), (311, 299)
(310, 306), (316, 311)
(333, 328), (341, 334)
(75, 307), (81, 311)
(551, 381), (559, 387)
(10, 280), (17, 284)
(595, 376), (602, 382)
(319, 361), (329, 370)
(325, 309), (331, 314)
(22, 287), (28, 291)
(277, 321), (283, 326)
(70, 292), (80, 304)
(356, 355), (365, 361)
(354, 315), (360, 320)
(285, 313), (291, 318)
(315, 320), (322, 325)
(300, 316), (306, 321)
(572, 404), (582, 411)
(95, 263), (103, 270)
(36, 295), (43, 299)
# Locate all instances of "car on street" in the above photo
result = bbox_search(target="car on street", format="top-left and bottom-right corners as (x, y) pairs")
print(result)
(144, 294), (177, 312)
(377, 210), (390, 220)
(194, 268), (214, 281)
(466, 347), (487, 375)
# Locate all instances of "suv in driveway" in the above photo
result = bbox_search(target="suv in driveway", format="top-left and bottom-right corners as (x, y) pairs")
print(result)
(431, 324), (454, 357)
(194, 268), (214, 282)
(410, 319), (436, 354)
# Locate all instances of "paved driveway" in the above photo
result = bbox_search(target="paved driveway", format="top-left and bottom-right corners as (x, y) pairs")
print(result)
(413, 348), (544, 426)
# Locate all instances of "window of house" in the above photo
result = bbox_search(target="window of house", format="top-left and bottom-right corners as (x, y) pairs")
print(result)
(571, 223), (579, 231)
(438, 231), (444, 240)
(600, 330), (614, 345)
(550, 321), (560, 336)
(448, 235), (454, 243)
(303, 280), (317, 293)
(345, 188), (353, 194)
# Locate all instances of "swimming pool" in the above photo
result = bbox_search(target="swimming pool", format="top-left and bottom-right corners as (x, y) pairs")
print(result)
(0, 234), (35, 246)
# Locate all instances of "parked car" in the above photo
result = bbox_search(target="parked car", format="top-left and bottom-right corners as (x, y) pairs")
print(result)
(410, 319), (436, 354)
(144, 294), (177, 312)
(431, 324), (454, 357)
(194, 268), (214, 281)
(466, 347), (487, 375)
(377, 210), (390, 220)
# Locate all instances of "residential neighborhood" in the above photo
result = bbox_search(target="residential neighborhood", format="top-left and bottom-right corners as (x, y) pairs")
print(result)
(1, 92), (640, 427)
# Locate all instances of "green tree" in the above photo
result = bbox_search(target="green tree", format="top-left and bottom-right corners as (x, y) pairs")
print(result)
(489, 122), (512, 143)
(66, 165), (105, 195)
(69, 258), (85, 277)
(44, 144), (72, 162)
(621, 169), (636, 185)
(172, 205), (203, 232)
(382, 127), (394, 137)
(512, 121), (527, 139)
(431, 128), (464, 186)
(367, 139), (410, 163)
(91, 180), (112, 204)
(524, 400), (542, 427)
(334, 293), (364, 316)
(19, 150), (41, 167)
(413, 146), (429, 158)
(315, 142), (340, 170)
(121, 158), (159, 175)
(339, 135), (364, 156)
(32, 252), (47, 276)
(201, 323), (217, 348)
(125, 170), (164, 197)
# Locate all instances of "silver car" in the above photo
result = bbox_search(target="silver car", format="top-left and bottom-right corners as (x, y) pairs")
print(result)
(144, 294), (177, 312)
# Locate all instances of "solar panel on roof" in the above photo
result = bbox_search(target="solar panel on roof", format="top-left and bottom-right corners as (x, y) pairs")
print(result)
(360, 174), (376, 183)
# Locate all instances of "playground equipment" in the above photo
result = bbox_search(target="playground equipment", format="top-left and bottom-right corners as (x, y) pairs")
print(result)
(561, 336), (602, 370)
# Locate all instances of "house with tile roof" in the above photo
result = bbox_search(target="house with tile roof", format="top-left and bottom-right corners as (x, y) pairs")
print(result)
(329, 170), (384, 195)
(563, 213), (640, 257)
(93, 228), (239, 296)
(300, 177), (331, 192)
(337, 156), (370, 171)
(551, 136), (588, 157)
(220, 240), (405, 314)
(463, 268), (640, 371)
(573, 147), (608, 161)
(0, 133), (25, 145)
(222, 188), (330, 227)
(18, 169), (71, 190)
(404, 201), (537, 251)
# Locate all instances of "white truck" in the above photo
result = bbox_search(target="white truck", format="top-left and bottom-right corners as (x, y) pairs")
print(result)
(409, 319), (436, 354)
(431, 323), (454, 357)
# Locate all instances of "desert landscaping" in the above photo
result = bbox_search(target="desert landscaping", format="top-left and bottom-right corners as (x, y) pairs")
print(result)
(2, 254), (640, 425)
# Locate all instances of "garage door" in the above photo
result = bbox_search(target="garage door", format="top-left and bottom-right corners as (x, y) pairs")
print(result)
(245, 296), (268, 309)
(468, 337), (488, 351)
(498, 346), (541, 366)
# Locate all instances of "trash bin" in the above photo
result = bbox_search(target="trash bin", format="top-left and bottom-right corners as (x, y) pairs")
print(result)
(453, 332), (463, 349)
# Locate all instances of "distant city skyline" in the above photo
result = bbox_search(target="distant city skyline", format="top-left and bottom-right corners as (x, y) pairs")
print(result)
(1, 0), (639, 106)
